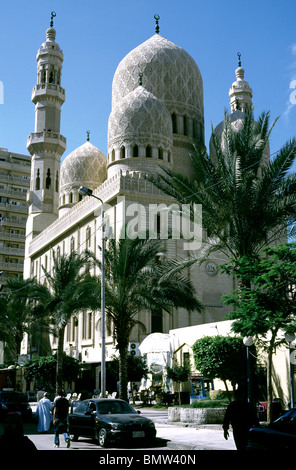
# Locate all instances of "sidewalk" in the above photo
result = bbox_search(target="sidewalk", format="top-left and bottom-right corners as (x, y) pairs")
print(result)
(155, 422), (236, 451)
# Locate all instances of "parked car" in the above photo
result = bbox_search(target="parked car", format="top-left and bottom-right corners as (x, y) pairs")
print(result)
(68, 398), (157, 447)
(247, 408), (296, 450)
(0, 390), (32, 422)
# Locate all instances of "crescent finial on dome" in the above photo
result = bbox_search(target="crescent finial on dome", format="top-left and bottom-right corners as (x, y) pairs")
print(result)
(237, 52), (241, 67)
(86, 130), (90, 141)
(50, 11), (56, 28)
(154, 14), (160, 34)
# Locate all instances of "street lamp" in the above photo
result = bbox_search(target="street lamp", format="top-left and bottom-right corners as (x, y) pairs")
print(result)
(78, 186), (106, 398)
(285, 332), (295, 409)
(243, 336), (254, 403)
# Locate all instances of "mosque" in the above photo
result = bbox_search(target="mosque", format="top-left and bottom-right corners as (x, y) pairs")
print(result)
(22, 14), (256, 391)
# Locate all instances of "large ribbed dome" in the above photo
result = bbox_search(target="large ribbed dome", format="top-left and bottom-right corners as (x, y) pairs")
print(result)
(112, 34), (203, 119)
(108, 85), (172, 148)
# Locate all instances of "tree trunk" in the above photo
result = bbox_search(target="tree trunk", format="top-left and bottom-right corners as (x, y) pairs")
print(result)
(119, 346), (129, 402)
(267, 331), (277, 424)
(56, 327), (65, 394)
(223, 380), (232, 402)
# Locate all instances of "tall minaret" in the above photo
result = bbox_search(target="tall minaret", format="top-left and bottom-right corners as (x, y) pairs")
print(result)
(229, 53), (253, 113)
(26, 12), (66, 250)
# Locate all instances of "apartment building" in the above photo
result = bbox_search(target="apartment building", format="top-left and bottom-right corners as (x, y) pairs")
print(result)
(0, 147), (30, 283)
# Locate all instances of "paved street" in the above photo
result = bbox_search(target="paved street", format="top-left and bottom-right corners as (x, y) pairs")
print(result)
(3, 408), (236, 452)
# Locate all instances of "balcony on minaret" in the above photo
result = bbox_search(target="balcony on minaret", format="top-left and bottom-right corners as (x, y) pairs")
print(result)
(27, 130), (66, 156)
(32, 83), (65, 105)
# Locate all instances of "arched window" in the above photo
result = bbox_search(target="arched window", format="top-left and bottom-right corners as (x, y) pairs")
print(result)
(167, 151), (171, 163)
(172, 113), (177, 134)
(183, 115), (189, 136)
(69, 193), (73, 204)
(70, 237), (75, 253)
(46, 169), (51, 190)
(120, 146), (125, 159)
(112, 149), (115, 162)
(35, 169), (40, 190)
(146, 145), (152, 158)
(158, 147), (163, 160)
(192, 119), (197, 139)
(56, 246), (61, 263)
(133, 144), (139, 157)
(86, 226), (91, 250)
(55, 171), (59, 192)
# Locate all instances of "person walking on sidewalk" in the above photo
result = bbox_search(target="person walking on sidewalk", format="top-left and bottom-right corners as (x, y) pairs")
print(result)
(223, 390), (259, 451)
(36, 392), (53, 433)
(53, 390), (70, 448)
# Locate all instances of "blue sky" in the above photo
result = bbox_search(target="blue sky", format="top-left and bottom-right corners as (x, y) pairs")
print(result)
(0, 0), (295, 166)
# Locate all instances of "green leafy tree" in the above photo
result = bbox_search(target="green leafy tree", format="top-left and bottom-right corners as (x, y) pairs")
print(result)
(223, 242), (296, 421)
(33, 250), (95, 393)
(151, 108), (296, 264)
(192, 335), (252, 402)
(90, 227), (203, 402)
(0, 276), (48, 364)
(24, 354), (81, 394)
(166, 363), (190, 405)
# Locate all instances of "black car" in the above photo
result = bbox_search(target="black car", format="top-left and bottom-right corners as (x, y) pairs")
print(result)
(0, 390), (32, 422)
(68, 398), (157, 447)
(247, 408), (296, 450)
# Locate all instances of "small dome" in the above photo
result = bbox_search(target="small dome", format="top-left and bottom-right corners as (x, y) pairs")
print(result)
(112, 34), (203, 120)
(60, 141), (107, 192)
(209, 109), (245, 159)
(210, 110), (270, 162)
(59, 141), (107, 216)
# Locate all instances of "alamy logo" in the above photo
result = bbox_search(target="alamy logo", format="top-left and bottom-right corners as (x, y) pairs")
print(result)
(290, 80), (296, 105)
(95, 196), (203, 252)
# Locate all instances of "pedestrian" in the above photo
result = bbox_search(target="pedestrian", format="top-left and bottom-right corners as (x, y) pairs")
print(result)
(36, 392), (53, 433)
(53, 390), (70, 448)
(223, 389), (260, 451)
(0, 412), (37, 452)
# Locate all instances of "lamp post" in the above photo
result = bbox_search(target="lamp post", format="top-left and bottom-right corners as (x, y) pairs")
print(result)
(78, 186), (106, 398)
(243, 336), (254, 403)
(285, 332), (295, 409)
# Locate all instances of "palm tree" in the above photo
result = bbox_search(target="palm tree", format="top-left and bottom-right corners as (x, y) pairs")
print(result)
(151, 108), (296, 266)
(34, 250), (94, 393)
(90, 227), (203, 402)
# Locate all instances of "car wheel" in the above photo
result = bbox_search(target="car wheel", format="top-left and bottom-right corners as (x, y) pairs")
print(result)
(97, 428), (109, 447)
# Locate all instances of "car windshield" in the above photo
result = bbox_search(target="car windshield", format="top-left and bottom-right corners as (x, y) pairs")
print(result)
(97, 401), (136, 415)
(0, 393), (27, 403)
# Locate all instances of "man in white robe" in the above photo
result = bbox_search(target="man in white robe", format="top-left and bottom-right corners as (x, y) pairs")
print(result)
(36, 392), (53, 433)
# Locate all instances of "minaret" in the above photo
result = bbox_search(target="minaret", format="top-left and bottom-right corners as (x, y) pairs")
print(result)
(26, 12), (66, 249)
(229, 53), (253, 113)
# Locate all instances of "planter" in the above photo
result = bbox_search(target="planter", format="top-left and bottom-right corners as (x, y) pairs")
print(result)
(168, 406), (226, 424)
